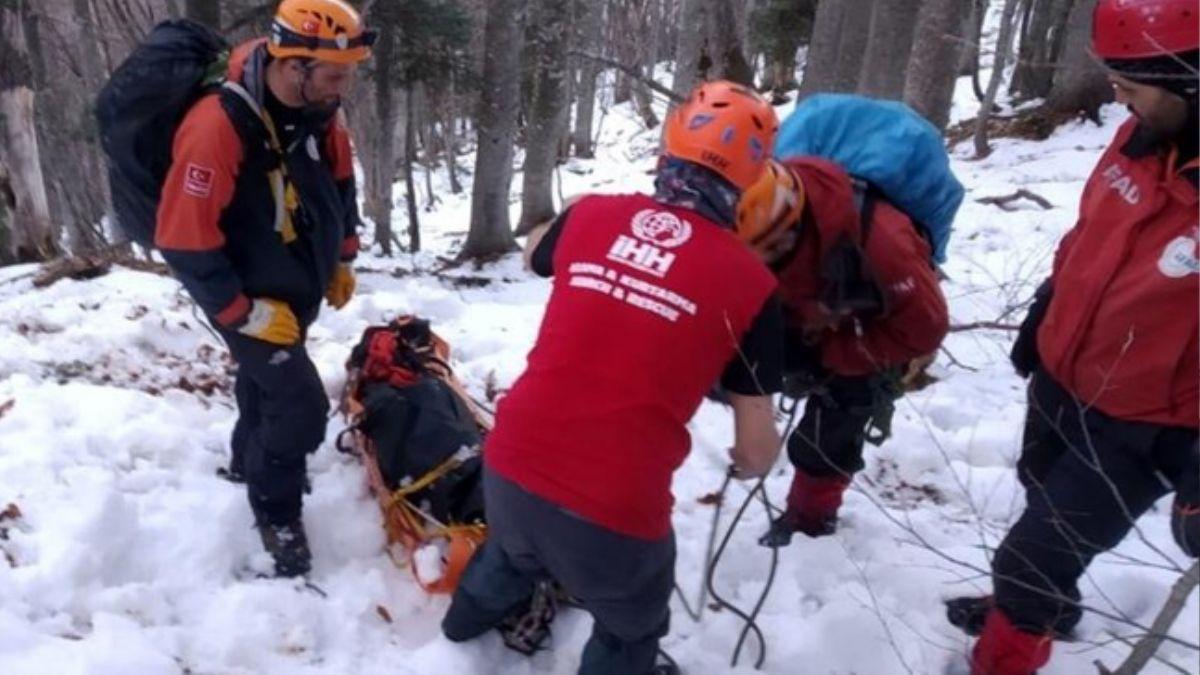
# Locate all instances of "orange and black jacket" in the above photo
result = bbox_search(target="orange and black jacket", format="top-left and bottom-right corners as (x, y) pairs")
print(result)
(156, 39), (360, 328)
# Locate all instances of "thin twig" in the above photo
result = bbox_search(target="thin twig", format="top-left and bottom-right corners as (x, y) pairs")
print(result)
(567, 50), (684, 104)
(949, 321), (1022, 333)
(976, 189), (1055, 211)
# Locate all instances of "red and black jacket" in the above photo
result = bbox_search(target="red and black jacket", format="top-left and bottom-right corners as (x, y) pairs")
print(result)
(773, 157), (950, 377)
(155, 39), (360, 327)
(1037, 118), (1198, 428)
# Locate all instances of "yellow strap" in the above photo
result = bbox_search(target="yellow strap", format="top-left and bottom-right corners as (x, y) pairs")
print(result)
(389, 454), (463, 503)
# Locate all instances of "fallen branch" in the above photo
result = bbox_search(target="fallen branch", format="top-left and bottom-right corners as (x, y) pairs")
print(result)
(976, 189), (1054, 211)
(949, 321), (1022, 333)
(938, 345), (979, 372)
(33, 251), (169, 289)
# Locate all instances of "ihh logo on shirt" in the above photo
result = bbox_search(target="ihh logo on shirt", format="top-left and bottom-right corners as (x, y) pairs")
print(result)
(606, 210), (693, 277)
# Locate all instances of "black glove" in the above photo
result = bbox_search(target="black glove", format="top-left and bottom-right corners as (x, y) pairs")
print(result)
(1172, 444), (1200, 558)
(1010, 279), (1053, 378)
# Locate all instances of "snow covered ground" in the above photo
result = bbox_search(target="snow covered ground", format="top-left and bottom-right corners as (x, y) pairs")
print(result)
(1, 79), (1196, 674)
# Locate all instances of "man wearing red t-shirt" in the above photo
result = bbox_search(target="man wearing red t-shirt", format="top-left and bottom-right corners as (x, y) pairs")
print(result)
(442, 81), (785, 675)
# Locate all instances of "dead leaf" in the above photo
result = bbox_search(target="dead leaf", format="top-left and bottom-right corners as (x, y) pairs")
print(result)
(376, 605), (393, 623)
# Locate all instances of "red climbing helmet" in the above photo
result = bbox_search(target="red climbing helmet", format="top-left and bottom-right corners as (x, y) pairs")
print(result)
(1092, 0), (1199, 60)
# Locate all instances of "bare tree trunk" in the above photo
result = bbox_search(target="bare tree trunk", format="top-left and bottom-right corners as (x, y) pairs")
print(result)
(518, 0), (571, 235)
(973, 0), (1021, 157)
(463, 0), (526, 259)
(363, 23), (398, 256)
(959, 0), (987, 77)
(672, 0), (706, 98)
(829, 0), (874, 93)
(184, 0), (220, 30)
(0, 3), (57, 263)
(1010, 0), (1074, 100)
(572, 0), (604, 157)
(626, 0), (660, 128)
(903, 0), (972, 131)
(403, 88), (420, 253)
(440, 75), (464, 195)
(858, 0), (922, 100)
(1045, 0), (1111, 121)
(798, 0), (846, 97)
(705, 0), (755, 86)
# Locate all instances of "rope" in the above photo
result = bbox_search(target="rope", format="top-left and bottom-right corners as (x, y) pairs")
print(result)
(389, 454), (462, 501)
(673, 398), (801, 670)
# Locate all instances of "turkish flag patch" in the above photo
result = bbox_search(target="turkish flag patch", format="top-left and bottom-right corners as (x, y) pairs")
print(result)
(183, 163), (215, 198)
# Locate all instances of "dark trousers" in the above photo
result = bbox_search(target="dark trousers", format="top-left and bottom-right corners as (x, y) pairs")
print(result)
(222, 329), (329, 526)
(788, 374), (880, 478)
(993, 370), (1198, 634)
(443, 469), (674, 675)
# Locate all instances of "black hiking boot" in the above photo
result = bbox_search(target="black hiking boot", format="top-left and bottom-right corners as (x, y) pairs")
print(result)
(257, 519), (312, 578)
(945, 595), (1077, 641)
(758, 512), (837, 548)
(222, 466), (311, 494)
(652, 648), (681, 674)
(216, 465), (246, 484)
(945, 595), (992, 637)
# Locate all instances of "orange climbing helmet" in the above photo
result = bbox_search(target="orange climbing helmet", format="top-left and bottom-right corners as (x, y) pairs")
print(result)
(662, 80), (779, 191)
(735, 159), (805, 257)
(268, 0), (377, 65)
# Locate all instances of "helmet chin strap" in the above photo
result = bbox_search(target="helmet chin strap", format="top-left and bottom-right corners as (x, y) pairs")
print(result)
(296, 62), (316, 108)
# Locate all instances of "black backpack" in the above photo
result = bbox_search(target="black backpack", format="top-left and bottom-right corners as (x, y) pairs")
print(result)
(95, 20), (233, 248)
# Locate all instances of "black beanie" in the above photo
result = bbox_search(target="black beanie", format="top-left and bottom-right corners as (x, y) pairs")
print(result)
(1105, 49), (1200, 100)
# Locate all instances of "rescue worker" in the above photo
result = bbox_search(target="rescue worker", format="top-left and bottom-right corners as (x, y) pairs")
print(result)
(441, 81), (786, 675)
(738, 157), (950, 546)
(155, 0), (374, 577)
(948, 1), (1199, 672)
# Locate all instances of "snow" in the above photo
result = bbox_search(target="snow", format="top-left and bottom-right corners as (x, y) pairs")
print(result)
(1, 78), (1197, 675)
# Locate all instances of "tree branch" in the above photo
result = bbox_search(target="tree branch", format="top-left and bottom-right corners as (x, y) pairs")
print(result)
(976, 189), (1054, 211)
(1097, 561), (1200, 674)
(567, 50), (684, 104)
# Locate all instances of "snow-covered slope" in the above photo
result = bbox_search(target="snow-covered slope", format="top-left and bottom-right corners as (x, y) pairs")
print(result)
(0, 80), (1195, 674)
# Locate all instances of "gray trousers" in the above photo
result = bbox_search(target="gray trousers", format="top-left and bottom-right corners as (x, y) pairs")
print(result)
(442, 468), (674, 675)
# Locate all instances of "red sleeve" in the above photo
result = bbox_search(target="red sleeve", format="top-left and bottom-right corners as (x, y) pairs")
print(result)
(324, 111), (361, 260)
(822, 205), (949, 376)
(324, 112), (355, 182)
(156, 95), (242, 251)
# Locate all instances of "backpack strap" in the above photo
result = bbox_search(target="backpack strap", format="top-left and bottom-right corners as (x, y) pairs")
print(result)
(219, 81), (299, 244)
(850, 177), (877, 248)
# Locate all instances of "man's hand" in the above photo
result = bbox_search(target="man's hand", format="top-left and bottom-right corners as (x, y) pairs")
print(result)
(238, 298), (300, 346)
(728, 392), (781, 479)
(326, 263), (356, 309)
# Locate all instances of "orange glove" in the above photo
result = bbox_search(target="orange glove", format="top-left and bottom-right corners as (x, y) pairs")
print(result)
(238, 298), (300, 346)
(325, 263), (356, 309)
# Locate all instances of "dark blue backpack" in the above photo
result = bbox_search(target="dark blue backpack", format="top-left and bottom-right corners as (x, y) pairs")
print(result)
(95, 20), (232, 248)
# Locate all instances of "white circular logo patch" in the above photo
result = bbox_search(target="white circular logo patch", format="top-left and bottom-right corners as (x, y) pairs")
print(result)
(630, 209), (692, 249)
(1158, 235), (1199, 279)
